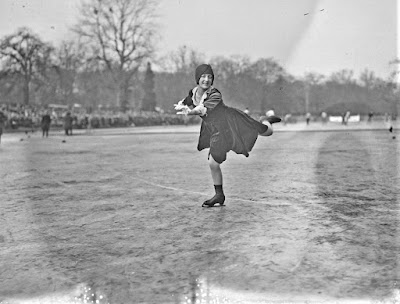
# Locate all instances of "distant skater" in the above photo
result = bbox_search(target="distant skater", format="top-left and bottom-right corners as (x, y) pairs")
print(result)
(41, 111), (51, 137)
(306, 112), (311, 125)
(368, 111), (374, 123)
(64, 112), (73, 136)
(175, 64), (281, 207)
(387, 115), (395, 139)
(0, 111), (6, 144)
(321, 111), (328, 124)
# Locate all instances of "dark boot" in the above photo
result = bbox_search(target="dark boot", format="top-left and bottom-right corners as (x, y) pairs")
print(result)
(266, 115), (281, 124)
(202, 185), (225, 207)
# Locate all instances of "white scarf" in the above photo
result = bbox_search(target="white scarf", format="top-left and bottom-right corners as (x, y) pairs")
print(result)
(191, 86), (213, 116)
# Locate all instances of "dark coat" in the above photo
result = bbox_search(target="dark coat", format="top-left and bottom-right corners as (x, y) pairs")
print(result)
(41, 114), (51, 129)
(183, 87), (267, 163)
(64, 114), (73, 130)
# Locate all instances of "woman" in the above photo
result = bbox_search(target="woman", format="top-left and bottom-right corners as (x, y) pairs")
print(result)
(64, 112), (73, 136)
(0, 111), (6, 144)
(41, 111), (52, 137)
(175, 64), (281, 207)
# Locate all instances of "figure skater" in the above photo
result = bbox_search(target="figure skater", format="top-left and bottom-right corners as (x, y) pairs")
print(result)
(174, 64), (281, 207)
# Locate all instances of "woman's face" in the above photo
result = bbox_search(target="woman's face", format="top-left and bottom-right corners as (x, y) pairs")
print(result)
(198, 74), (213, 89)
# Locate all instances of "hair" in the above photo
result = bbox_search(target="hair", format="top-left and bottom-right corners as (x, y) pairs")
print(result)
(195, 64), (214, 84)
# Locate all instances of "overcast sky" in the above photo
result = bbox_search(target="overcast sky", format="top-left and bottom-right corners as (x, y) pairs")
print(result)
(0, 0), (397, 79)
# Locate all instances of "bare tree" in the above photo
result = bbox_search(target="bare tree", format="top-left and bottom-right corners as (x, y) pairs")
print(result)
(359, 69), (377, 90)
(302, 72), (325, 113)
(73, 0), (159, 111)
(159, 45), (205, 74)
(248, 58), (288, 84)
(211, 55), (251, 81)
(329, 69), (355, 84)
(0, 27), (54, 105)
(49, 40), (88, 105)
(247, 58), (288, 113)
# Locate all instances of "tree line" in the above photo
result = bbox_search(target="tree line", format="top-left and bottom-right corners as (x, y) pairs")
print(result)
(0, 0), (398, 117)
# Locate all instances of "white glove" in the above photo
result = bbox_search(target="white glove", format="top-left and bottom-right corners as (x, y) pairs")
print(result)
(193, 104), (207, 116)
(174, 99), (186, 110)
(176, 106), (190, 115)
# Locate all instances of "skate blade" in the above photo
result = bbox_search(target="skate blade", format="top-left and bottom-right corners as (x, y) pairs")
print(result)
(202, 203), (225, 208)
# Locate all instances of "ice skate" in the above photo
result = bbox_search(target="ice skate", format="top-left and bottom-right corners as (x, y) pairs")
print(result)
(202, 193), (225, 207)
(260, 115), (281, 136)
(265, 115), (281, 124)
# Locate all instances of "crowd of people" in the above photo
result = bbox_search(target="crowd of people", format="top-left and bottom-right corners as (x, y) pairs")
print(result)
(0, 105), (202, 133)
(0, 104), (396, 137)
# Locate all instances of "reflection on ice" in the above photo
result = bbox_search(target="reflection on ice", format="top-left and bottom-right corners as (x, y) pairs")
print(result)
(0, 278), (240, 304)
(179, 277), (233, 304)
(73, 285), (108, 304)
(178, 276), (400, 304)
(1, 279), (399, 304)
(0, 284), (109, 304)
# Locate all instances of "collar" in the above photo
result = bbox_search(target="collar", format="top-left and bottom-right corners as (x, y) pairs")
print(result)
(191, 86), (213, 105)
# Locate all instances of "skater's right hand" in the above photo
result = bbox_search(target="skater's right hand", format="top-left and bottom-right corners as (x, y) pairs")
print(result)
(174, 99), (185, 110)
